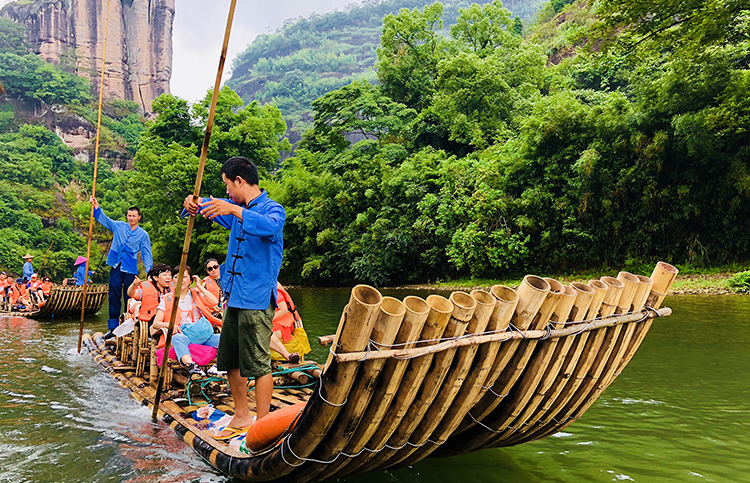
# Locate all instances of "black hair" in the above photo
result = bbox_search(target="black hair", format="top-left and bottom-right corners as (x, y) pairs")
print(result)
(173, 264), (193, 280)
(205, 258), (218, 269)
(222, 156), (259, 186)
(127, 207), (142, 217)
(147, 263), (171, 282)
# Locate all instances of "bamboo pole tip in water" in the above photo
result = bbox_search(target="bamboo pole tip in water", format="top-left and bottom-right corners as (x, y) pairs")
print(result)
(404, 296), (430, 316)
(490, 285), (518, 304)
(352, 284), (383, 307)
(523, 275), (551, 293)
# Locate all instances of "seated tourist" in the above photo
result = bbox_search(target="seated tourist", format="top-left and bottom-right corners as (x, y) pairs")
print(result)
(151, 265), (219, 377)
(26, 274), (46, 307)
(127, 263), (172, 324)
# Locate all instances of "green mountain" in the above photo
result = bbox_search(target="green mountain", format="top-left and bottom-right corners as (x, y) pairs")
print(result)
(226, 0), (545, 143)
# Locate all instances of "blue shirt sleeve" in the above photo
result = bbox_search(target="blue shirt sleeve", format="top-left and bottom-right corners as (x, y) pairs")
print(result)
(140, 231), (153, 271)
(181, 197), (236, 230)
(94, 206), (116, 233)
(242, 204), (285, 238)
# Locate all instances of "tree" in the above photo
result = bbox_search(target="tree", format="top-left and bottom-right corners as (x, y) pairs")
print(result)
(377, 3), (448, 111)
(307, 80), (416, 149)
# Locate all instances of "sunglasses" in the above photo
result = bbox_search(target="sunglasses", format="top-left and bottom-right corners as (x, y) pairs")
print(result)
(207, 265), (220, 271)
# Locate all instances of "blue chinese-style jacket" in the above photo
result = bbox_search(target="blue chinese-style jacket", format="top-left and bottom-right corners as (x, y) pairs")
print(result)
(191, 190), (285, 310)
(94, 207), (153, 275)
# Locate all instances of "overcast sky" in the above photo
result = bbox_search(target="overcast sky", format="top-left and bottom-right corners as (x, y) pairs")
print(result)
(172, 0), (361, 103)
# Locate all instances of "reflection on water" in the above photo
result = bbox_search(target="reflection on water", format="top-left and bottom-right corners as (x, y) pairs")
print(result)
(0, 293), (748, 482)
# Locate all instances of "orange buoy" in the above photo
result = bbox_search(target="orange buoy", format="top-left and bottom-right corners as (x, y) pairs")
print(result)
(245, 402), (306, 451)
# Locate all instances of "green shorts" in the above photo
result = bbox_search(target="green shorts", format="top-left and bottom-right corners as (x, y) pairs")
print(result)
(217, 302), (275, 379)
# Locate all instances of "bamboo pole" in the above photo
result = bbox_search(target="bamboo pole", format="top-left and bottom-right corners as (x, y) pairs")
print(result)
(293, 296), (406, 482)
(394, 289), (496, 466)
(151, 0), (238, 421)
(477, 283), (579, 449)
(448, 278), (563, 455)
(422, 285), (518, 458)
(332, 294), (454, 478)
(451, 275), (550, 439)
(78, 0), (112, 354)
(369, 292), (476, 471)
(501, 281), (595, 445)
(257, 285), (382, 479)
(320, 296), (431, 480)
(545, 268), (670, 438)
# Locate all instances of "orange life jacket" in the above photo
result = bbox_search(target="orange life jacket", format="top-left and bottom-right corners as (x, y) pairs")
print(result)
(41, 281), (52, 296)
(10, 284), (20, 304)
(193, 287), (222, 328)
(138, 280), (163, 322)
(202, 276), (222, 303)
(273, 284), (298, 343)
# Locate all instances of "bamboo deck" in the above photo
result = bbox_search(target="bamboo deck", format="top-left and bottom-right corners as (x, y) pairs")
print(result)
(84, 262), (677, 482)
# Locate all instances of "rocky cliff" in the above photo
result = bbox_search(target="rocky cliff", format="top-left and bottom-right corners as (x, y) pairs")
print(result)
(1, 0), (174, 114)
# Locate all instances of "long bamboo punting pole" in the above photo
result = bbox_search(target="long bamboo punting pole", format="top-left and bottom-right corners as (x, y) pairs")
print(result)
(151, 0), (238, 420)
(78, 0), (112, 354)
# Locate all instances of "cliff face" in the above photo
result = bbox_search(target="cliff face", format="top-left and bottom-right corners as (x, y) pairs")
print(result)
(1, 0), (174, 113)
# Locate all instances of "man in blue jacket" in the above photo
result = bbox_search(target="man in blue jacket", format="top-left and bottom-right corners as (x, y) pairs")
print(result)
(183, 156), (285, 439)
(22, 254), (34, 280)
(91, 197), (153, 339)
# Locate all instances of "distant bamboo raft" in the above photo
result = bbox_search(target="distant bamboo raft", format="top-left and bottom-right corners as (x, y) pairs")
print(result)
(36, 284), (108, 318)
(84, 262), (677, 482)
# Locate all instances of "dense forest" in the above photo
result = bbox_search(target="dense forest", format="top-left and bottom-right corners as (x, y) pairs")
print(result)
(1, 0), (749, 287)
(0, 16), (144, 280)
(227, 0), (546, 142)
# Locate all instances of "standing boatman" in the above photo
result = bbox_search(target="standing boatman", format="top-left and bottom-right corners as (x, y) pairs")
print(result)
(183, 156), (285, 438)
(22, 253), (34, 280)
(90, 196), (153, 339)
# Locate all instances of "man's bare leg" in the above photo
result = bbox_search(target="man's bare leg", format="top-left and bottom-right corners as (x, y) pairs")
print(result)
(214, 368), (254, 437)
(255, 373), (273, 420)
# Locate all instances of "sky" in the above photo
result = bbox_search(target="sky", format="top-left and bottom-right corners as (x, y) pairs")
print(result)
(172, 0), (361, 103)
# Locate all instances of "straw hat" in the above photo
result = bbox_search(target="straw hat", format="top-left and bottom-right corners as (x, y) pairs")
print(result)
(74, 256), (87, 266)
(22, 253), (34, 259)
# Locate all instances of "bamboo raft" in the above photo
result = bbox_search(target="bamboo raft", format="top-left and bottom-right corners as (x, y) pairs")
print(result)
(83, 262), (677, 482)
(37, 283), (108, 318)
(0, 284), (108, 318)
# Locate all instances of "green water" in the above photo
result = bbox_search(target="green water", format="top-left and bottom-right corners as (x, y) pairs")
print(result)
(0, 291), (747, 482)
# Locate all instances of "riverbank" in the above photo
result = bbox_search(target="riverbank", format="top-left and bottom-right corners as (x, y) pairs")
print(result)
(394, 265), (750, 295)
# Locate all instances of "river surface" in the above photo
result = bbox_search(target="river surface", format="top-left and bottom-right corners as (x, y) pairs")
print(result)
(0, 290), (748, 483)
